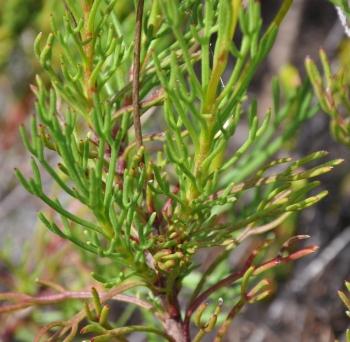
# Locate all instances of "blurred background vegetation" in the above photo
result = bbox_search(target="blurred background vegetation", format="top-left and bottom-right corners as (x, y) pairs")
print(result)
(0, 0), (349, 341)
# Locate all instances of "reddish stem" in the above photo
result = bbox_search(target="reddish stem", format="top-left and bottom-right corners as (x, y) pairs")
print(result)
(183, 251), (256, 339)
(184, 242), (318, 339)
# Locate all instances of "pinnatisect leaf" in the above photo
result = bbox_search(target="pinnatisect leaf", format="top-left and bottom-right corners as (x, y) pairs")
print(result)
(286, 191), (328, 211)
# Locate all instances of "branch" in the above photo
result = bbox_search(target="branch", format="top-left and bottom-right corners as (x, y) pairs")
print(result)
(183, 249), (257, 339)
(0, 281), (151, 315)
(29, 280), (155, 342)
(113, 88), (164, 121)
(132, 0), (145, 148)
(184, 237), (318, 339)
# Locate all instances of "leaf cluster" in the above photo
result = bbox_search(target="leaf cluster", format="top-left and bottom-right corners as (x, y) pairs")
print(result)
(338, 281), (350, 342)
(306, 49), (350, 148)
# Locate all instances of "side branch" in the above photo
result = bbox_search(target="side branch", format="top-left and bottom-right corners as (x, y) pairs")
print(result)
(183, 238), (318, 339)
(0, 291), (153, 315)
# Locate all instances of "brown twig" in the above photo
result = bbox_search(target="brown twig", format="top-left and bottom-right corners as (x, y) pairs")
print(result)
(26, 281), (155, 342)
(0, 281), (152, 315)
(113, 88), (164, 121)
(132, 0), (145, 148)
(0, 291), (153, 314)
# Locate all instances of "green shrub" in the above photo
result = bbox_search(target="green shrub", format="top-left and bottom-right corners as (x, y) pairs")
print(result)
(1, 1), (344, 340)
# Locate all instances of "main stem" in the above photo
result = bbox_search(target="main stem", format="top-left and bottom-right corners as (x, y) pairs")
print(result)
(133, 1), (185, 339)
(133, 0), (144, 149)
(160, 291), (187, 342)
